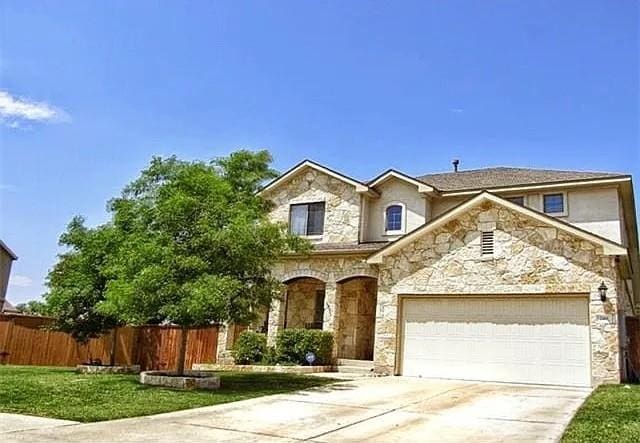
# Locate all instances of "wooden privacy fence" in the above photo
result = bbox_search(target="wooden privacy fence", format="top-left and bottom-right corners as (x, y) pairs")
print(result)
(0, 314), (218, 370)
(626, 316), (640, 382)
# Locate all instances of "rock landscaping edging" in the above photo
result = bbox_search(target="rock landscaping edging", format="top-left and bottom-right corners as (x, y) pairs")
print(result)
(192, 363), (334, 374)
(139, 370), (221, 390)
(76, 364), (141, 374)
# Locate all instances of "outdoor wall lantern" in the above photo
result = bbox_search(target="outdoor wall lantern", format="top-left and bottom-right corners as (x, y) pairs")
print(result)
(598, 281), (608, 302)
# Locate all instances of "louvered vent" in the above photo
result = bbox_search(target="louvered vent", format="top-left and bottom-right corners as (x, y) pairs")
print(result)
(481, 231), (494, 256)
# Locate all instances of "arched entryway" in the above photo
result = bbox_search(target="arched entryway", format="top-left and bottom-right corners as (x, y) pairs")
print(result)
(283, 277), (326, 330)
(336, 276), (377, 360)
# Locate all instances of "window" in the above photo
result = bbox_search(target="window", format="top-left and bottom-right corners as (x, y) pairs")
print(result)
(506, 196), (525, 206)
(481, 231), (494, 256)
(307, 289), (325, 330)
(289, 202), (325, 236)
(543, 193), (565, 215)
(385, 205), (403, 232)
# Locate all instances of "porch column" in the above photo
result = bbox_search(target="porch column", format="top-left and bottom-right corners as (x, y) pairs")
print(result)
(323, 281), (340, 359)
(267, 288), (286, 346)
(215, 323), (238, 364)
(322, 281), (339, 332)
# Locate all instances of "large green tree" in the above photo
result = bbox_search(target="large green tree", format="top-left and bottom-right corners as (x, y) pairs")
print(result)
(45, 217), (122, 364)
(99, 150), (307, 374)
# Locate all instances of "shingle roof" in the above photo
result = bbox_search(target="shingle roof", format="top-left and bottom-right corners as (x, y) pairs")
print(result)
(1, 300), (18, 313)
(312, 242), (387, 252)
(415, 167), (627, 192)
(0, 240), (17, 260)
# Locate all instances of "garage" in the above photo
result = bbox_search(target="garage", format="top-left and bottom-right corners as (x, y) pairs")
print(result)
(400, 296), (591, 387)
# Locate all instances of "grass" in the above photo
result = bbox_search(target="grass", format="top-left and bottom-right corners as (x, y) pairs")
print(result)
(562, 384), (640, 443)
(0, 365), (337, 422)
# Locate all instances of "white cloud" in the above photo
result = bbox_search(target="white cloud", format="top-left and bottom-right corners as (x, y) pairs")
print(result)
(0, 90), (70, 128)
(449, 108), (464, 113)
(9, 275), (33, 288)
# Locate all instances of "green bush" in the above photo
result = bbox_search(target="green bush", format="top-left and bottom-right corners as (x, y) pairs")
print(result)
(262, 346), (280, 365)
(276, 329), (333, 365)
(232, 331), (267, 364)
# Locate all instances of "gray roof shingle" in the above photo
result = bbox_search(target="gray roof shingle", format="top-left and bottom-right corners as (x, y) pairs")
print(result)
(415, 167), (627, 192)
(312, 242), (387, 252)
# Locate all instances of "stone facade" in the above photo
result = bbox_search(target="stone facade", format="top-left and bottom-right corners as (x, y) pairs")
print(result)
(262, 168), (361, 243)
(374, 201), (623, 385)
(285, 277), (325, 328)
(267, 255), (378, 352)
(337, 277), (377, 360)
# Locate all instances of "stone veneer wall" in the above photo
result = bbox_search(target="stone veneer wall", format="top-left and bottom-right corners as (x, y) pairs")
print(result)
(337, 277), (377, 360)
(267, 255), (378, 348)
(263, 168), (361, 243)
(285, 278), (324, 328)
(375, 201), (623, 385)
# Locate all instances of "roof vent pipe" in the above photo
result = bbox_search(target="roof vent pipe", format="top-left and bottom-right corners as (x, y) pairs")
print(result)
(452, 159), (460, 172)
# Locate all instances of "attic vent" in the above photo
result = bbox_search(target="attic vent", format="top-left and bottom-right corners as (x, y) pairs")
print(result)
(481, 231), (495, 256)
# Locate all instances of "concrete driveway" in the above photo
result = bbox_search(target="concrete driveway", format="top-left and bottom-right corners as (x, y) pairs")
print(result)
(2, 376), (590, 442)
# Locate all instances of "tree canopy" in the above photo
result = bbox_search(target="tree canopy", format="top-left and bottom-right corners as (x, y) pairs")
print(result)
(13, 300), (49, 316)
(44, 216), (121, 344)
(45, 150), (306, 372)
(98, 150), (306, 329)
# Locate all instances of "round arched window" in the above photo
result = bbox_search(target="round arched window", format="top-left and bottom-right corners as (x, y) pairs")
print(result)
(385, 205), (403, 232)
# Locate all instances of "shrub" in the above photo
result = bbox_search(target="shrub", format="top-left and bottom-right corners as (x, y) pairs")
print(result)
(262, 346), (280, 365)
(232, 331), (267, 364)
(276, 329), (333, 365)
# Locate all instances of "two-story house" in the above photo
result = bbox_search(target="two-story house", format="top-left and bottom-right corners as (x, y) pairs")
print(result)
(0, 240), (17, 313)
(218, 160), (639, 388)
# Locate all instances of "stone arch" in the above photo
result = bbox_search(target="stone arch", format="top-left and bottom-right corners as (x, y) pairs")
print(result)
(335, 275), (378, 361)
(281, 275), (326, 330)
(335, 270), (378, 283)
(280, 269), (328, 284)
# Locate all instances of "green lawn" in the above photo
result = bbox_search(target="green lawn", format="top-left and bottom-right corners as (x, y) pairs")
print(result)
(0, 365), (337, 422)
(562, 384), (640, 443)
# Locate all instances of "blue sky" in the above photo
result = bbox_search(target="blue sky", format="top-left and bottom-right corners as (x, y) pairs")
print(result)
(1, 1), (638, 304)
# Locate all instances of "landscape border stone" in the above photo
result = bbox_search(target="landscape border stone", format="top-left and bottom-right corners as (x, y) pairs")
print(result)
(139, 370), (221, 390)
(192, 363), (334, 374)
(76, 364), (141, 374)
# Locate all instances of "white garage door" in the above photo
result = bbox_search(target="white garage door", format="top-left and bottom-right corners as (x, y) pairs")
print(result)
(401, 297), (591, 387)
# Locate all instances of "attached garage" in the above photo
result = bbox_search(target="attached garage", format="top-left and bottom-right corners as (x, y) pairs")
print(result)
(399, 296), (591, 387)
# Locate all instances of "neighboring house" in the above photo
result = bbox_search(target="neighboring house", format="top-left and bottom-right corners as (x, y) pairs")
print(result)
(217, 160), (639, 388)
(1, 299), (18, 314)
(0, 240), (18, 313)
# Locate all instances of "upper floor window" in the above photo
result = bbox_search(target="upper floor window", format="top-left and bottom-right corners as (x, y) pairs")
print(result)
(506, 196), (525, 206)
(289, 202), (325, 236)
(385, 204), (403, 233)
(543, 193), (566, 216)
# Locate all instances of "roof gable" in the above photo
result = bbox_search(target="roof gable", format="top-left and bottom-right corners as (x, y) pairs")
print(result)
(0, 240), (17, 260)
(368, 169), (435, 193)
(258, 160), (372, 196)
(367, 191), (627, 263)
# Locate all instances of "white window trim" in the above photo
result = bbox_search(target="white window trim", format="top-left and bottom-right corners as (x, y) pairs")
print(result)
(542, 191), (568, 217)
(383, 202), (407, 236)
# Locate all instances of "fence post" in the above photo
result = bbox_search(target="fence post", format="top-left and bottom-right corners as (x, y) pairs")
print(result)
(1, 317), (15, 364)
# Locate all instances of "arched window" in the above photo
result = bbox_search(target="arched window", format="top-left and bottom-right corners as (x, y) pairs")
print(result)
(385, 204), (403, 232)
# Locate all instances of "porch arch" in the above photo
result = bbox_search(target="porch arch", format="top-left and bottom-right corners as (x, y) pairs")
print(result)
(280, 269), (328, 284)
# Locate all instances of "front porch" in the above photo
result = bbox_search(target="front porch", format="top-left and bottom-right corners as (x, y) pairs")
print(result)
(266, 275), (378, 362)
(216, 255), (381, 365)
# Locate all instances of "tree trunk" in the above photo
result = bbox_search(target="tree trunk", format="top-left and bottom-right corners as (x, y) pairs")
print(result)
(176, 326), (188, 376)
(109, 327), (118, 366)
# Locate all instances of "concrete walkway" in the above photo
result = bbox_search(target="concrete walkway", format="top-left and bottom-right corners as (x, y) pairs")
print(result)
(0, 414), (77, 435)
(1, 377), (590, 442)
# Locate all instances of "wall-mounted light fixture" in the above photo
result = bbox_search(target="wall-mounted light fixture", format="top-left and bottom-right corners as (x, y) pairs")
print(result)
(598, 281), (608, 302)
